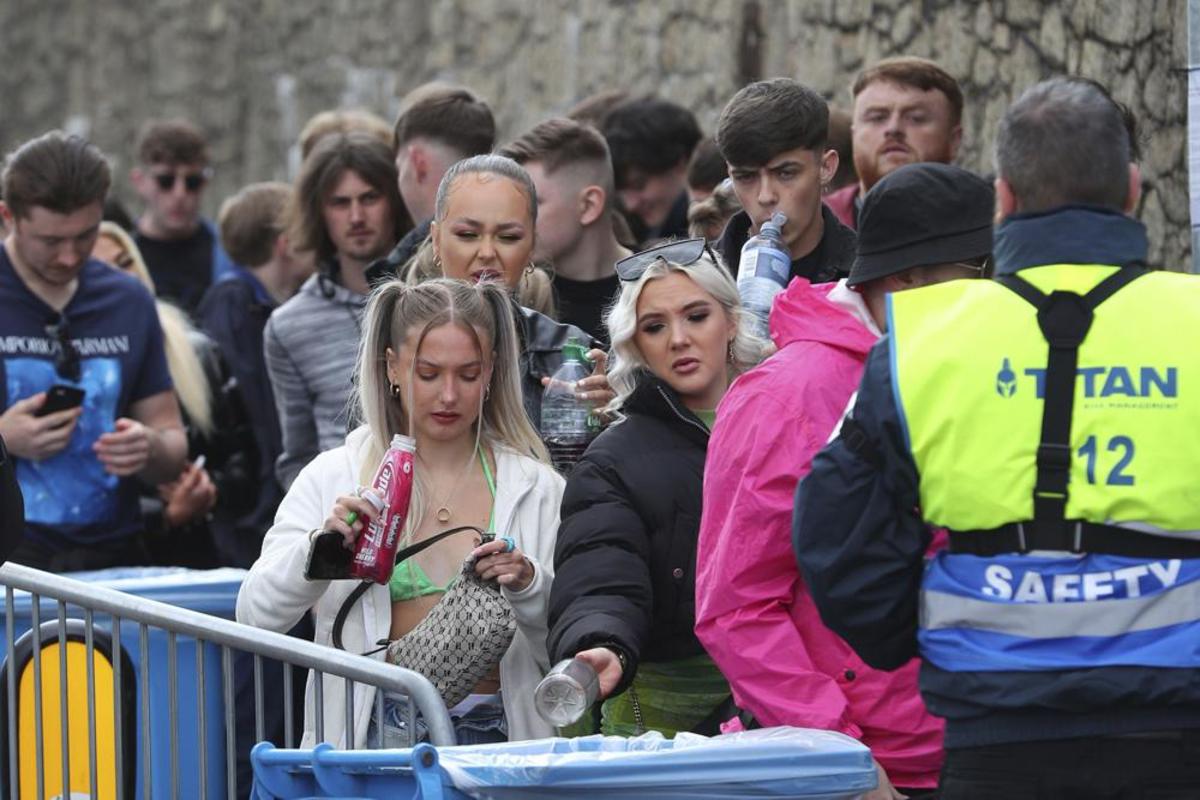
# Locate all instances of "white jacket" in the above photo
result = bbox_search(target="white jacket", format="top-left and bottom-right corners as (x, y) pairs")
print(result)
(236, 426), (565, 747)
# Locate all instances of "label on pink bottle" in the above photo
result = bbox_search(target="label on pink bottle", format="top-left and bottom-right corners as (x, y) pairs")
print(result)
(351, 434), (417, 584)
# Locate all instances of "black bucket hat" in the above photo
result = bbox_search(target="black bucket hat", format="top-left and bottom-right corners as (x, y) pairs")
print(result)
(847, 162), (994, 287)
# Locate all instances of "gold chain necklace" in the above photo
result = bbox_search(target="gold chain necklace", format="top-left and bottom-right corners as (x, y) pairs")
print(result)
(419, 445), (479, 524)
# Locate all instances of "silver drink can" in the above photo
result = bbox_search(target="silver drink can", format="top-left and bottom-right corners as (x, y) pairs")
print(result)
(534, 657), (600, 727)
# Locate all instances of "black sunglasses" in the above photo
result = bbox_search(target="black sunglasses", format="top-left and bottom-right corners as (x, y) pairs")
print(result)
(152, 169), (210, 193)
(615, 237), (716, 282)
(45, 316), (81, 382)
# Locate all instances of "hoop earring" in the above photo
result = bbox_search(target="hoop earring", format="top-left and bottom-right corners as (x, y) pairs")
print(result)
(524, 262), (536, 276)
(389, 381), (401, 399)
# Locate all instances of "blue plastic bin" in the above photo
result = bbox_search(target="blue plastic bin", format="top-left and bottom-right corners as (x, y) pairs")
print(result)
(1, 566), (246, 800)
(251, 728), (878, 799)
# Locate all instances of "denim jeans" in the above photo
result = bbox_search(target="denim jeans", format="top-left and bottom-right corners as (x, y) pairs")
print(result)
(368, 691), (508, 748)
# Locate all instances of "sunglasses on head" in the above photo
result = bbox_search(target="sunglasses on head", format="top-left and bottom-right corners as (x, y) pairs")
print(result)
(45, 316), (81, 382)
(152, 169), (210, 193)
(615, 237), (716, 282)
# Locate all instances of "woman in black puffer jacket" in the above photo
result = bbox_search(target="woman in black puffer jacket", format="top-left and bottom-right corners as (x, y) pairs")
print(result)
(547, 241), (766, 736)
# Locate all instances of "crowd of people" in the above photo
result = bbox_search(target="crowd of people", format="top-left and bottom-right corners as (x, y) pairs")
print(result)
(0, 52), (1196, 798)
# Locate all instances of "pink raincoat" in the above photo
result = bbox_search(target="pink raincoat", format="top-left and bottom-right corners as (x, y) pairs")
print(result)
(696, 278), (943, 789)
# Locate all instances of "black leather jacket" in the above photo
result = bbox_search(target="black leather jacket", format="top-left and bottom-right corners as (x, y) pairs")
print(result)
(515, 303), (594, 424)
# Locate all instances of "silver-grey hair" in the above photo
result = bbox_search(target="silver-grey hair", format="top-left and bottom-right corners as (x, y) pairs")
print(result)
(994, 77), (1132, 213)
(604, 251), (768, 414)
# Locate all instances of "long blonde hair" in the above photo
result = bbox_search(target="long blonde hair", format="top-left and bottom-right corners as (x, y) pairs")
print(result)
(604, 251), (768, 414)
(356, 278), (549, 535)
(96, 222), (213, 435)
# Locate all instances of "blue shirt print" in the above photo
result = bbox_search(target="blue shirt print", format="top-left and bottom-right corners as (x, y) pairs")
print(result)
(0, 245), (172, 547)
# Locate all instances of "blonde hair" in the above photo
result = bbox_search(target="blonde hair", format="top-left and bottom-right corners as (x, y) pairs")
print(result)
(96, 222), (214, 435)
(356, 278), (549, 536)
(604, 251), (768, 414)
(298, 108), (393, 159)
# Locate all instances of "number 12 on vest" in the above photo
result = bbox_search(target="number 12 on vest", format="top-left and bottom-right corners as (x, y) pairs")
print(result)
(1077, 436), (1135, 486)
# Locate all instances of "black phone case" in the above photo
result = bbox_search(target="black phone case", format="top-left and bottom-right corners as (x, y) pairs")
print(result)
(303, 531), (354, 581)
(36, 386), (85, 417)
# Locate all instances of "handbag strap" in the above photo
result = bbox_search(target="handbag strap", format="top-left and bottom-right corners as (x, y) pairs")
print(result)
(331, 525), (487, 651)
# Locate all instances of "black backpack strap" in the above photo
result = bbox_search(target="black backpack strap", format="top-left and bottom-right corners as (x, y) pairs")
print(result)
(331, 525), (487, 651)
(993, 266), (1147, 551)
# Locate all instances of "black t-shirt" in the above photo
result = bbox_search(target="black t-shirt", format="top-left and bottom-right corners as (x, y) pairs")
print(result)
(553, 273), (620, 347)
(134, 225), (214, 315)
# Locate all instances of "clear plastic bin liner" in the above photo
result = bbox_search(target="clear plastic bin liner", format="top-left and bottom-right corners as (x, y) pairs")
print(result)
(438, 727), (877, 799)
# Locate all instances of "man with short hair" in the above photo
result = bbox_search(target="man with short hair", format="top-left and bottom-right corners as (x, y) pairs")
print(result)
(600, 96), (701, 246)
(130, 119), (238, 314)
(266, 132), (407, 488)
(0, 132), (187, 570)
(365, 83), (495, 284)
(826, 57), (964, 230)
(795, 78), (1200, 796)
(716, 78), (856, 287)
(198, 182), (308, 565)
(699, 161), (990, 799)
(499, 118), (632, 344)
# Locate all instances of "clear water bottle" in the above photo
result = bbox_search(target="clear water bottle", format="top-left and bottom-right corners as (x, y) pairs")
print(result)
(540, 340), (598, 474)
(737, 211), (791, 340)
(534, 657), (600, 727)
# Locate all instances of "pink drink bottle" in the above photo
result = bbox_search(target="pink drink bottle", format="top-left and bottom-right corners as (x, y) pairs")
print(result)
(350, 434), (417, 584)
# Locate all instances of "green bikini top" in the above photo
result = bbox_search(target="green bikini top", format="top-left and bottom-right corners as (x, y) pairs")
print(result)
(388, 447), (496, 603)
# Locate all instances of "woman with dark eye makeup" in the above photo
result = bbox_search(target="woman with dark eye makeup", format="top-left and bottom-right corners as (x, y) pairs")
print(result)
(401, 155), (613, 426)
(546, 240), (767, 737)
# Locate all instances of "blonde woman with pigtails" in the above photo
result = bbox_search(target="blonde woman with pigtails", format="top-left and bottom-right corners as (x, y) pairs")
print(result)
(237, 278), (564, 749)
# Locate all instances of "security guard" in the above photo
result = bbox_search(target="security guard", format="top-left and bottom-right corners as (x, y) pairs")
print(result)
(793, 77), (1200, 798)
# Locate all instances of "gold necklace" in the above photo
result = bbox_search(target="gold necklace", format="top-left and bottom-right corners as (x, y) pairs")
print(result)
(420, 446), (479, 524)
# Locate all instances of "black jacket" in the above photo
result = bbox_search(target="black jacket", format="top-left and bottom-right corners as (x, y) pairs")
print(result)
(548, 374), (710, 691)
(364, 219), (432, 288)
(0, 435), (22, 565)
(717, 205), (855, 285)
(141, 330), (259, 568)
(198, 274), (282, 565)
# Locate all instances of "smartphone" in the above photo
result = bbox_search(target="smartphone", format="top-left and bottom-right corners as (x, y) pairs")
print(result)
(304, 531), (354, 581)
(35, 385), (85, 417)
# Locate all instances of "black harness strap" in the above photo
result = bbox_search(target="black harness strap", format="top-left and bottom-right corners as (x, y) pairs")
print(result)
(839, 416), (882, 469)
(951, 267), (1148, 556)
(950, 521), (1200, 559)
(331, 525), (488, 651)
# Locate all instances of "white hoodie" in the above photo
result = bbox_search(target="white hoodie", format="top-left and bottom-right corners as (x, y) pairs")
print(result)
(236, 426), (565, 747)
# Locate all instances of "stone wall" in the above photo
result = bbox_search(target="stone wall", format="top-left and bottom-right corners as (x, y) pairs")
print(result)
(0, 0), (1187, 267)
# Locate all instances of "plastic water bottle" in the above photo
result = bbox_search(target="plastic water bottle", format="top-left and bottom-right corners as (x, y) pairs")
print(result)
(540, 340), (598, 474)
(534, 658), (600, 727)
(736, 211), (791, 339)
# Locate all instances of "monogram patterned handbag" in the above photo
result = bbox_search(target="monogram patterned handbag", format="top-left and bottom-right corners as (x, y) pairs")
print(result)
(330, 526), (516, 708)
